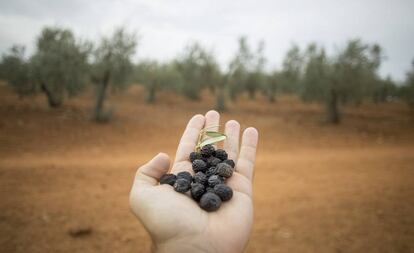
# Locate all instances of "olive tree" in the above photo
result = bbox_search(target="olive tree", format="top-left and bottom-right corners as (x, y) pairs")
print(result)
(401, 60), (414, 108)
(173, 42), (208, 100)
(301, 44), (335, 122)
(135, 60), (182, 104)
(227, 37), (252, 101)
(201, 52), (224, 111)
(372, 76), (397, 104)
(280, 44), (304, 93)
(91, 27), (137, 122)
(245, 40), (266, 100)
(332, 40), (383, 112)
(30, 26), (90, 107)
(301, 40), (384, 123)
(264, 70), (279, 103)
(0, 45), (33, 97)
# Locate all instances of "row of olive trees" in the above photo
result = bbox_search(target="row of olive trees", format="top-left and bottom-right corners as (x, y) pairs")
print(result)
(134, 42), (223, 107)
(1, 26), (413, 124)
(133, 38), (406, 123)
(276, 40), (408, 123)
(0, 26), (137, 122)
(133, 37), (271, 112)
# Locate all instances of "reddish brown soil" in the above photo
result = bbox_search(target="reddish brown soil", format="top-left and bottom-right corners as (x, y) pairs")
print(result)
(1, 84), (413, 253)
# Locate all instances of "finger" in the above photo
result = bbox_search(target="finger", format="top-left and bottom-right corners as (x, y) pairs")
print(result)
(133, 153), (171, 187)
(204, 110), (220, 148)
(236, 127), (259, 181)
(223, 120), (240, 161)
(174, 114), (205, 164)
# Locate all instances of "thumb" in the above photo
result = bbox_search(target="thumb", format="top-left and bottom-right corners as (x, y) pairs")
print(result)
(133, 153), (171, 188)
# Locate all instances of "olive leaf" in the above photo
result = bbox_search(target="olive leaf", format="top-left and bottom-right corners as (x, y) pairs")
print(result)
(199, 135), (227, 147)
(195, 125), (227, 151)
(204, 131), (226, 138)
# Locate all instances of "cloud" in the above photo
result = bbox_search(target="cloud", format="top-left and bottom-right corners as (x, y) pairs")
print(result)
(1, 0), (413, 81)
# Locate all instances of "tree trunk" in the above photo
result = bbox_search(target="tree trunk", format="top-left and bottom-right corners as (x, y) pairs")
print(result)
(215, 87), (226, 112)
(265, 83), (277, 103)
(248, 88), (256, 100)
(326, 89), (340, 124)
(40, 83), (63, 108)
(94, 70), (110, 122)
(146, 83), (156, 104)
(268, 88), (276, 103)
(229, 85), (238, 102)
(268, 93), (276, 103)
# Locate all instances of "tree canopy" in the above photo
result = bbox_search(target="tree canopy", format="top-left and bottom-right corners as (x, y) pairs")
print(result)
(30, 26), (90, 107)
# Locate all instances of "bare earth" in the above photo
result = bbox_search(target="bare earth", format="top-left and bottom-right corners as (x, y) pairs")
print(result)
(0, 85), (413, 253)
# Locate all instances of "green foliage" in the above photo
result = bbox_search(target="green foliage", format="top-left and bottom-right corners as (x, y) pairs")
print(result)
(212, 71), (228, 112)
(30, 26), (90, 107)
(91, 27), (137, 122)
(228, 37), (252, 100)
(0, 45), (33, 96)
(372, 76), (397, 103)
(245, 40), (266, 99)
(195, 126), (227, 151)
(280, 45), (304, 93)
(333, 40), (383, 105)
(401, 60), (414, 108)
(228, 37), (267, 100)
(158, 41), (227, 111)
(301, 40), (384, 104)
(263, 71), (279, 103)
(197, 50), (224, 110)
(135, 60), (183, 103)
(92, 27), (137, 89)
(300, 40), (385, 123)
(200, 50), (222, 94)
(300, 43), (339, 123)
(136, 44), (225, 108)
(174, 42), (220, 100)
(2, 25), (412, 121)
(301, 43), (330, 102)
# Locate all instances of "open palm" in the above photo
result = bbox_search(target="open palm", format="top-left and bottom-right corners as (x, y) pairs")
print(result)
(130, 111), (258, 253)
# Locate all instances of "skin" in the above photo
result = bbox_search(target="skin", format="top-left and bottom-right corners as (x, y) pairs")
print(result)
(129, 110), (259, 253)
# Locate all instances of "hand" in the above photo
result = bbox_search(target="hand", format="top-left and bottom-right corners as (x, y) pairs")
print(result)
(129, 110), (259, 253)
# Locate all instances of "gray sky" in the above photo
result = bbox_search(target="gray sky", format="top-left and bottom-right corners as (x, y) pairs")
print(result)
(1, 0), (413, 81)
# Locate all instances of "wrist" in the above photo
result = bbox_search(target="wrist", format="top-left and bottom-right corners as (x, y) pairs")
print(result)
(153, 236), (217, 253)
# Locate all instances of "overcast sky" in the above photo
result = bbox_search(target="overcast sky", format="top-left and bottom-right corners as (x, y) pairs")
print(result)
(0, 0), (413, 81)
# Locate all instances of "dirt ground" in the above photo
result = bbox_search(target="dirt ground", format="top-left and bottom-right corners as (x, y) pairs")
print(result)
(1, 84), (413, 253)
